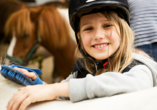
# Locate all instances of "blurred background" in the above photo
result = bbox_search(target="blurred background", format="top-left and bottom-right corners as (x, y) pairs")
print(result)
(0, 0), (76, 84)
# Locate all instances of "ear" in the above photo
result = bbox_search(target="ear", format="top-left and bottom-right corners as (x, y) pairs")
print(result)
(77, 32), (80, 39)
(20, 3), (27, 9)
(30, 7), (42, 22)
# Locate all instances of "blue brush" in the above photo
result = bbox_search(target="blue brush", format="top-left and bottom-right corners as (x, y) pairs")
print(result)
(0, 64), (43, 86)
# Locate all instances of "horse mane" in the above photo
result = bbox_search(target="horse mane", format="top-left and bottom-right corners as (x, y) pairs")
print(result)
(36, 5), (71, 48)
(5, 8), (33, 38)
(5, 4), (71, 48)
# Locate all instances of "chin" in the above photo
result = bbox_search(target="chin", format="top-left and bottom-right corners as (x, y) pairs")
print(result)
(90, 53), (111, 61)
(94, 56), (109, 61)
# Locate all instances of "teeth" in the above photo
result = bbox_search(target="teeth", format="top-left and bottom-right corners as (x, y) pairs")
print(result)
(95, 44), (108, 48)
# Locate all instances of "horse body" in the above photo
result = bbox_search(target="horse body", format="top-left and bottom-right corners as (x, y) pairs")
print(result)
(36, 7), (76, 80)
(44, 33), (76, 79)
(5, 3), (77, 82)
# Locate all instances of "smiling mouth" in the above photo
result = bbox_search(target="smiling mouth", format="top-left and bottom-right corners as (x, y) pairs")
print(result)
(93, 43), (109, 48)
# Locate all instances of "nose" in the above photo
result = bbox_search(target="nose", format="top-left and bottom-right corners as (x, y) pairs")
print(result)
(93, 28), (104, 40)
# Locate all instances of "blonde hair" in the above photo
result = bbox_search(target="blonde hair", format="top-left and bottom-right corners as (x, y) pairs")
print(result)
(75, 10), (138, 75)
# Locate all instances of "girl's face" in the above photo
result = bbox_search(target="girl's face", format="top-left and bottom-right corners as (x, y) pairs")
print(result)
(78, 13), (120, 60)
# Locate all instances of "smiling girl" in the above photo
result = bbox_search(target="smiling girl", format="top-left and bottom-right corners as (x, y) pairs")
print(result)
(6, 0), (157, 110)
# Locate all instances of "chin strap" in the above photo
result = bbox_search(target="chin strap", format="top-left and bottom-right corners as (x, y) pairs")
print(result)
(92, 58), (111, 76)
(103, 58), (111, 69)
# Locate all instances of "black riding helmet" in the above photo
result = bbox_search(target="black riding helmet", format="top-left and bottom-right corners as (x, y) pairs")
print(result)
(68, 0), (130, 44)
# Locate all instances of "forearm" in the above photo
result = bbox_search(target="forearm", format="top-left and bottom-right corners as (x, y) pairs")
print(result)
(50, 82), (69, 98)
(6, 83), (69, 110)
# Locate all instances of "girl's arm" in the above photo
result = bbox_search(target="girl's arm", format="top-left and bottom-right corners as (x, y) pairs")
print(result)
(7, 82), (69, 110)
(7, 67), (70, 110)
(68, 65), (154, 102)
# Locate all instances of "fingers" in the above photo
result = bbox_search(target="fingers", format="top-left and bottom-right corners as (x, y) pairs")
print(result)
(14, 67), (37, 80)
(24, 72), (37, 80)
(18, 97), (31, 110)
(14, 67), (28, 73)
(7, 90), (28, 110)
(7, 85), (56, 110)
(7, 87), (32, 110)
(18, 87), (25, 91)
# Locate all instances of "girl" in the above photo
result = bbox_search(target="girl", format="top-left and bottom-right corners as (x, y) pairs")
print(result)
(7, 0), (157, 110)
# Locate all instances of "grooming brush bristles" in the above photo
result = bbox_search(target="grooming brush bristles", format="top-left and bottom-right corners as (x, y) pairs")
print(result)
(8, 70), (16, 79)
(16, 74), (25, 84)
(15, 73), (30, 85)
(24, 80), (30, 85)
(16, 74), (22, 81)
(16, 73), (25, 84)
(1, 68), (8, 78)
(1, 64), (43, 86)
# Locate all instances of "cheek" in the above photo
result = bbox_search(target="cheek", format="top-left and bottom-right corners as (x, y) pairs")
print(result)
(81, 34), (91, 49)
(110, 33), (121, 50)
(114, 36), (120, 50)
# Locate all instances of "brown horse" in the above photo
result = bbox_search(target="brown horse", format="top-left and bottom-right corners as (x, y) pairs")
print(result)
(5, 3), (77, 82)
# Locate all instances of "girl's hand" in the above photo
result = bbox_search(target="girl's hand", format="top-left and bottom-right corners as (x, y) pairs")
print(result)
(7, 82), (69, 110)
(14, 67), (37, 80)
(7, 84), (58, 110)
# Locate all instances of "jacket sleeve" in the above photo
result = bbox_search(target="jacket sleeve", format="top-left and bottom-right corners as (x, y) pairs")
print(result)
(60, 71), (77, 83)
(69, 65), (153, 102)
